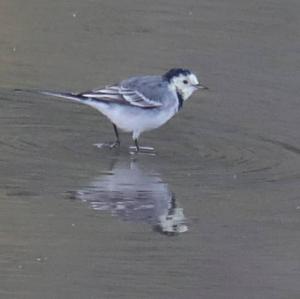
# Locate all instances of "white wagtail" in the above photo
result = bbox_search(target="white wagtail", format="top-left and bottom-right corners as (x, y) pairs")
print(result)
(17, 68), (207, 152)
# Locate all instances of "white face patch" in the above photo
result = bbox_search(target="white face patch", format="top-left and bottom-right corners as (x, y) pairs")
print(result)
(189, 73), (199, 85)
(169, 73), (200, 101)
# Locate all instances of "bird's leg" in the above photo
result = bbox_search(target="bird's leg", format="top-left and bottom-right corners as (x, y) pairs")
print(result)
(94, 124), (120, 149)
(109, 124), (120, 148)
(129, 137), (156, 155)
(134, 139), (140, 152)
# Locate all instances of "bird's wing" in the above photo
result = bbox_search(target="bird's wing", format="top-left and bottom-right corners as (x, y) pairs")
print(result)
(79, 85), (162, 108)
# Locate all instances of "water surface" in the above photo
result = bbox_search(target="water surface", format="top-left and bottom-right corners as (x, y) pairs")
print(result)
(0, 0), (300, 298)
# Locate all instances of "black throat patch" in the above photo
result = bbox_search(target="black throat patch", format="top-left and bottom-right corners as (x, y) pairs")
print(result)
(176, 91), (184, 110)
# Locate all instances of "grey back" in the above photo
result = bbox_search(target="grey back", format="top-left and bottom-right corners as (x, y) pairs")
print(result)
(120, 75), (174, 104)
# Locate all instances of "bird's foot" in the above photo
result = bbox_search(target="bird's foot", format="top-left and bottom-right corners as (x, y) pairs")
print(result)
(94, 141), (120, 149)
(129, 145), (156, 156)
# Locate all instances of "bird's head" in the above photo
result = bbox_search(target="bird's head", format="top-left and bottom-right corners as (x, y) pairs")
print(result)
(163, 68), (207, 101)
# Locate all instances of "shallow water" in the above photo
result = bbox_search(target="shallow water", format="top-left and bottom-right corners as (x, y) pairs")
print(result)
(1, 0), (300, 298)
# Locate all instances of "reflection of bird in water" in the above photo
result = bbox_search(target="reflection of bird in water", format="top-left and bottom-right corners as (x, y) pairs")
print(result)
(69, 160), (187, 235)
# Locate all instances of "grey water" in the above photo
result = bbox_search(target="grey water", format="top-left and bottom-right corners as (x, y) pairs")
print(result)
(0, 0), (300, 298)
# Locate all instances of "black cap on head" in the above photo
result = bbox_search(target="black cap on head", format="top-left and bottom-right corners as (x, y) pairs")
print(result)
(163, 68), (191, 82)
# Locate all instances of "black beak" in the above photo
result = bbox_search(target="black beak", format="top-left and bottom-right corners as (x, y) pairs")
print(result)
(194, 84), (209, 90)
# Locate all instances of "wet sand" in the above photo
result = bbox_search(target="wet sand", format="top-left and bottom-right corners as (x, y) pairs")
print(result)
(1, 0), (300, 298)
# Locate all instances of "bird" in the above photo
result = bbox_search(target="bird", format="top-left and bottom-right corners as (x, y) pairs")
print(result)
(16, 68), (207, 152)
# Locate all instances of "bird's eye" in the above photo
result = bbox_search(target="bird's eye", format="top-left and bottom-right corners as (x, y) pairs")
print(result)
(183, 80), (188, 84)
